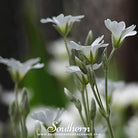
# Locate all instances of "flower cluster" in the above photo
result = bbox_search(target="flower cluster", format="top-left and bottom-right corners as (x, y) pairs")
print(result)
(1, 12), (136, 138)
(40, 13), (137, 138)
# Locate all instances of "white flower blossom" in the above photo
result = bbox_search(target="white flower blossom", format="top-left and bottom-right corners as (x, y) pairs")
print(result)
(66, 63), (102, 74)
(124, 116), (138, 138)
(0, 57), (44, 82)
(66, 65), (87, 84)
(66, 63), (102, 84)
(112, 83), (138, 107)
(104, 19), (137, 48)
(97, 78), (125, 95)
(31, 108), (64, 127)
(41, 13), (84, 36)
(69, 35), (108, 63)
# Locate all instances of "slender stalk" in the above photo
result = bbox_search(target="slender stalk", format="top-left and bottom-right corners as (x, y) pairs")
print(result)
(85, 85), (91, 128)
(21, 117), (27, 138)
(105, 68), (109, 114)
(81, 90), (89, 126)
(85, 86), (90, 113)
(92, 121), (95, 138)
(104, 47), (115, 138)
(90, 64), (106, 114)
(79, 111), (91, 138)
(79, 111), (87, 127)
(106, 117), (115, 138)
(89, 65), (102, 110)
(15, 82), (19, 105)
(85, 85), (90, 114)
(91, 86), (104, 113)
(108, 48), (116, 64)
(94, 83), (105, 112)
(63, 36), (70, 58)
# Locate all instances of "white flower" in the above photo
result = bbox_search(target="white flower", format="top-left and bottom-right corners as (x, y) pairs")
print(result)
(66, 63), (102, 84)
(66, 63), (102, 74)
(112, 83), (138, 107)
(0, 57), (44, 82)
(104, 19), (137, 48)
(31, 108), (64, 127)
(69, 35), (108, 63)
(66, 65), (88, 84)
(97, 78), (125, 95)
(124, 116), (138, 138)
(40, 13), (84, 36)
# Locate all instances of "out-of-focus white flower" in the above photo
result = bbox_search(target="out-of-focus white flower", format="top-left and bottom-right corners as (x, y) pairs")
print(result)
(47, 38), (70, 81)
(48, 60), (69, 80)
(0, 57), (44, 82)
(66, 64), (102, 74)
(1, 91), (22, 105)
(112, 83), (138, 107)
(124, 116), (138, 138)
(47, 38), (68, 59)
(69, 35), (108, 63)
(97, 78), (125, 95)
(66, 65), (88, 84)
(104, 19), (137, 48)
(41, 14), (84, 36)
(26, 106), (47, 136)
(31, 107), (64, 127)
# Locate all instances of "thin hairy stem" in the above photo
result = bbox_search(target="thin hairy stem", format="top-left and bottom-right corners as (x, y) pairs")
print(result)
(106, 117), (115, 138)
(81, 90), (89, 126)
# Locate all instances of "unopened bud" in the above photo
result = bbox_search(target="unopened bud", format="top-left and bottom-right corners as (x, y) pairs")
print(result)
(87, 67), (95, 88)
(90, 99), (96, 120)
(85, 30), (93, 45)
(20, 88), (30, 117)
(9, 100), (20, 125)
(75, 56), (87, 74)
(102, 48), (108, 71)
(64, 88), (82, 112)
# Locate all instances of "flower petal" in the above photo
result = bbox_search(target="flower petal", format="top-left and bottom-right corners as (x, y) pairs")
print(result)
(121, 25), (137, 40)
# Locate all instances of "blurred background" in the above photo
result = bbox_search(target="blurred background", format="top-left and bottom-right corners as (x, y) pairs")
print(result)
(0, 0), (138, 137)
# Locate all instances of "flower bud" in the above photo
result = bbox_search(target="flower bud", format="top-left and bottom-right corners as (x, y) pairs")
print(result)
(90, 98), (96, 120)
(75, 56), (87, 74)
(64, 88), (82, 112)
(85, 30), (93, 45)
(102, 48), (108, 71)
(87, 67), (95, 88)
(20, 88), (30, 117)
(9, 100), (20, 125)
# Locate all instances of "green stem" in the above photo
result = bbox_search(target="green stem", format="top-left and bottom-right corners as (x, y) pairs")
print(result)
(104, 48), (115, 138)
(85, 85), (91, 128)
(63, 36), (70, 59)
(79, 111), (87, 127)
(79, 110), (90, 138)
(21, 117), (27, 138)
(85, 85), (90, 114)
(81, 90), (89, 126)
(108, 48), (116, 65)
(15, 82), (19, 105)
(106, 117), (115, 138)
(94, 83), (105, 112)
(92, 121), (95, 138)
(105, 68), (109, 114)
(90, 64), (106, 114)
